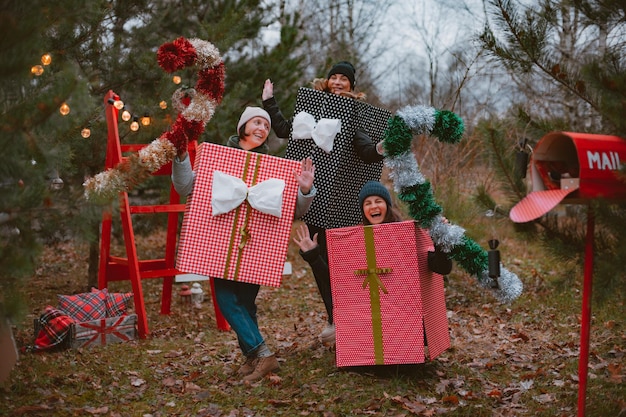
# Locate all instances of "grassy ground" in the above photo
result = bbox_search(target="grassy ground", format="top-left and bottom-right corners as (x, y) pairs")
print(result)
(1, 219), (624, 417)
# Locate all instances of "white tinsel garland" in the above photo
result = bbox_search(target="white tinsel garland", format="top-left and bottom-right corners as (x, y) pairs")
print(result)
(385, 153), (426, 191)
(137, 138), (176, 171)
(480, 267), (524, 303)
(428, 215), (466, 253)
(182, 92), (217, 123)
(189, 38), (222, 68)
(396, 105), (436, 135)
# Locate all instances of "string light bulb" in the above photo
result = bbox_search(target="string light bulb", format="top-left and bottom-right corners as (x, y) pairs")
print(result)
(172, 75), (181, 84)
(113, 99), (124, 110)
(141, 113), (151, 126)
(121, 108), (131, 121)
(159, 100), (167, 109)
(31, 65), (44, 76)
(59, 103), (70, 116)
(41, 53), (52, 66)
(130, 117), (140, 131)
(81, 127), (91, 138)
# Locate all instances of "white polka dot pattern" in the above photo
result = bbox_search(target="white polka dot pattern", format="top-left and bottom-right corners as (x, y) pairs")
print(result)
(176, 143), (300, 287)
(285, 88), (391, 229)
(327, 221), (450, 366)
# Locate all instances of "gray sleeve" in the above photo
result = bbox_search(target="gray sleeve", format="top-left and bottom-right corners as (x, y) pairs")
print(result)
(294, 185), (317, 219)
(171, 154), (195, 197)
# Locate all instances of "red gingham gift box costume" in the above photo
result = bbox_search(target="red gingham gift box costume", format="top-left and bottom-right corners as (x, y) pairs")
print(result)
(327, 220), (450, 367)
(177, 143), (300, 287)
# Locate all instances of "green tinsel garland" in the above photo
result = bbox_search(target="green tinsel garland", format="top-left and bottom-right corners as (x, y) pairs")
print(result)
(450, 236), (489, 276)
(433, 110), (465, 144)
(382, 113), (490, 278)
(384, 116), (414, 158)
(398, 183), (442, 228)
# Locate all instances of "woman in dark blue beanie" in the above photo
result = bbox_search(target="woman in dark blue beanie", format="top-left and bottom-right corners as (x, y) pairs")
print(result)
(358, 180), (402, 225)
(293, 181), (453, 345)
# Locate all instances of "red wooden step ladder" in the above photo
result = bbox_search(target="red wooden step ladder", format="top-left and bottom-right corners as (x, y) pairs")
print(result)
(97, 90), (229, 338)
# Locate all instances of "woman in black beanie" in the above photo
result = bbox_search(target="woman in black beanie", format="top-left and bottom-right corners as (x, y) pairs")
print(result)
(262, 61), (383, 162)
(262, 62), (384, 344)
(293, 181), (453, 345)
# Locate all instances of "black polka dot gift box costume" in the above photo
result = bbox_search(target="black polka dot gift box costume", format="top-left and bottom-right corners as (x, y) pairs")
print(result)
(285, 88), (391, 229)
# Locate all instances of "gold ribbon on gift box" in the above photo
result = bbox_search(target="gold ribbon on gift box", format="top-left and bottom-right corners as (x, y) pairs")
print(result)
(353, 225), (393, 364)
(223, 152), (261, 281)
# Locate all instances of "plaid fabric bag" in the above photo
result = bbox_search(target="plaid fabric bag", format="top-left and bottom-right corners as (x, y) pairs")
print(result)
(29, 306), (74, 352)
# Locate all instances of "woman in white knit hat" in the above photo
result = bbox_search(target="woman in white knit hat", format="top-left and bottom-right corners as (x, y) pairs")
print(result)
(172, 106), (317, 382)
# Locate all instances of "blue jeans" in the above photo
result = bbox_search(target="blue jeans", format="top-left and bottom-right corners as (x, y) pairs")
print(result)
(213, 278), (264, 356)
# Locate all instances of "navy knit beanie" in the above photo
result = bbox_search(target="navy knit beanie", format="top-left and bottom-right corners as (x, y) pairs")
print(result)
(327, 61), (356, 89)
(358, 181), (392, 210)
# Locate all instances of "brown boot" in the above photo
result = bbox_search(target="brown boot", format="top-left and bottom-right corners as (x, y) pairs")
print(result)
(242, 355), (279, 382)
(237, 355), (258, 376)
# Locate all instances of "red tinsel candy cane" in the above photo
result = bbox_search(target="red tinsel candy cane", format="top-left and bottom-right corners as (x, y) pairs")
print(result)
(83, 37), (225, 202)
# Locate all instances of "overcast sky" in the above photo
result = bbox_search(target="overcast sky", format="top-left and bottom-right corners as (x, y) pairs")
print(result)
(260, 0), (489, 102)
(372, 0), (487, 100)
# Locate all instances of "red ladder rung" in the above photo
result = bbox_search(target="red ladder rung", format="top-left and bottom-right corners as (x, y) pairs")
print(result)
(129, 204), (186, 214)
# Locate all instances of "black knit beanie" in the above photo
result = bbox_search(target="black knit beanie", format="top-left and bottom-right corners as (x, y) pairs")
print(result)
(327, 61), (356, 89)
(358, 181), (392, 210)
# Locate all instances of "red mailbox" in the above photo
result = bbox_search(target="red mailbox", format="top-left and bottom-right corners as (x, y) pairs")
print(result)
(511, 131), (626, 223)
(510, 131), (626, 417)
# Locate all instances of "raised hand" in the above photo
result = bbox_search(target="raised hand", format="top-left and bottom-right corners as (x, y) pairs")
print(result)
(293, 223), (318, 252)
(262, 79), (274, 101)
(294, 157), (315, 195)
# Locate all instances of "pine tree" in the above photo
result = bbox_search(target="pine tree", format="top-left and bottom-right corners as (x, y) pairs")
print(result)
(0, 0), (307, 320)
(476, 0), (626, 299)
(0, 0), (111, 320)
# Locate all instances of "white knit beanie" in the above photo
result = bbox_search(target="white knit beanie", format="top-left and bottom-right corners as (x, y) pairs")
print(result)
(237, 107), (271, 132)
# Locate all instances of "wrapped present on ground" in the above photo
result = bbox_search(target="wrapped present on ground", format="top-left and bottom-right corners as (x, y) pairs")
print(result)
(327, 220), (450, 367)
(28, 289), (136, 352)
(32, 312), (137, 351)
(70, 314), (138, 349)
(177, 143), (300, 287)
(285, 88), (391, 229)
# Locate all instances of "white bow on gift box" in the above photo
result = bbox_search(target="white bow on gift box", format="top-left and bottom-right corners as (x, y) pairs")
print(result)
(211, 171), (285, 218)
(292, 111), (341, 153)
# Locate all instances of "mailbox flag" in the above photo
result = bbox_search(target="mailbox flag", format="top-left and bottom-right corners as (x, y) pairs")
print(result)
(510, 189), (576, 223)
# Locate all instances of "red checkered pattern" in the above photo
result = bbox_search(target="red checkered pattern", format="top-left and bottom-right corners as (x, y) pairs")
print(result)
(177, 143), (300, 287)
(327, 221), (450, 367)
(91, 288), (133, 317)
(32, 306), (75, 352)
(105, 292), (133, 317)
(414, 226), (451, 359)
